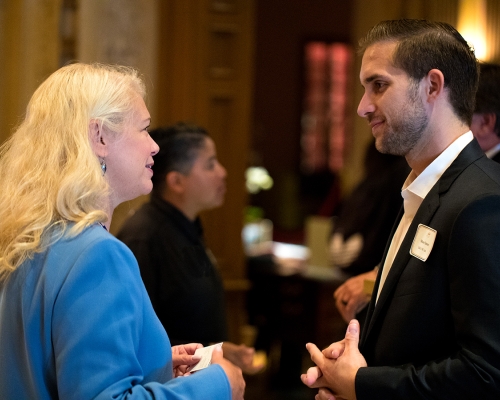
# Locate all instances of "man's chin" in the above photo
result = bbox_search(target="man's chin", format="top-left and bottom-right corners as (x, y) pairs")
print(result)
(374, 138), (390, 154)
(375, 137), (408, 157)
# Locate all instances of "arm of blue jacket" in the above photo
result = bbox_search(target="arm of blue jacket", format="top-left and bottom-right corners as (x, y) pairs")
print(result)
(51, 235), (231, 400)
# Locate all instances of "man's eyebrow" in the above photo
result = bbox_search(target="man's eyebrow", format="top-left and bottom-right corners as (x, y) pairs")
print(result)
(363, 73), (386, 84)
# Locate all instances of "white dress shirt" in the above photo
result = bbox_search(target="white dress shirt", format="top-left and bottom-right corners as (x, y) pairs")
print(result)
(486, 142), (500, 160)
(376, 131), (474, 302)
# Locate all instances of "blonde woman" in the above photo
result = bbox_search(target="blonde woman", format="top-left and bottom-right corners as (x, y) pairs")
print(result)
(0, 63), (244, 400)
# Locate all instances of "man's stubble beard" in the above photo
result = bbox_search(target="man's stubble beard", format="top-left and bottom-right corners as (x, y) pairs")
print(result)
(376, 83), (429, 156)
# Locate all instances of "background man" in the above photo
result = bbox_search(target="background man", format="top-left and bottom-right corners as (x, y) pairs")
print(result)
(471, 62), (500, 161)
(117, 123), (262, 374)
(302, 19), (500, 399)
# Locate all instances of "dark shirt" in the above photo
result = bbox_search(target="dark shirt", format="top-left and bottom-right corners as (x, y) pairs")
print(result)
(332, 151), (410, 276)
(116, 196), (228, 345)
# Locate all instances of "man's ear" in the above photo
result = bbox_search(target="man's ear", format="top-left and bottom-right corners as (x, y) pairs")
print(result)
(424, 68), (445, 102)
(165, 171), (186, 194)
(89, 120), (107, 157)
(482, 112), (497, 134)
(473, 113), (497, 138)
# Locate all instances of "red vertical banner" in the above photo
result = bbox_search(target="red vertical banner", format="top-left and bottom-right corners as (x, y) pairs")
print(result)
(301, 42), (352, 174)
(328, 43), (352, 172)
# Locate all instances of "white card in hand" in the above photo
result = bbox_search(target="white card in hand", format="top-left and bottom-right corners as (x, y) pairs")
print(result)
(188, 342), (223, 373)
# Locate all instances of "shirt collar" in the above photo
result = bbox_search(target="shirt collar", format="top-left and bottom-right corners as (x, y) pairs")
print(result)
(401, 131), (473, 218)
(485, 142), (500, 159)
(151, 195), (204, 240)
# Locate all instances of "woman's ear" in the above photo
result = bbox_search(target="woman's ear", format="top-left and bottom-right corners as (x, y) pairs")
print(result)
(89, 120), (108, 157)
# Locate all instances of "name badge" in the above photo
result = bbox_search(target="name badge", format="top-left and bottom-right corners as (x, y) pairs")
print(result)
(410, 224), (437, 262)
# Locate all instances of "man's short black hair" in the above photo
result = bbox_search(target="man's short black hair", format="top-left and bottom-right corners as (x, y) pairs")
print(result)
(359, 19), (479, 125)
(150, 122), (208, 195)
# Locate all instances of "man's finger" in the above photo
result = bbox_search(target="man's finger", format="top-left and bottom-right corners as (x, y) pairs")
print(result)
(300, 366), (326, 388)
(322, 339), (345, 359)
(316, 387), (337, 400)
(305, 342), (325, 367)
(344, 319), (361, 352)
(302, 365), (322, 385)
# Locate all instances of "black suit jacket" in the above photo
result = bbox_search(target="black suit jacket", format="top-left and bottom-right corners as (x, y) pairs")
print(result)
(356, 140), (500, 399)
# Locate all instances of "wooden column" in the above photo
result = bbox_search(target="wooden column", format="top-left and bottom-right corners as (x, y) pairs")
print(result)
(156, 0), (255, 343)
(78, 0), (160, 232)
(0, 0), (61, 145)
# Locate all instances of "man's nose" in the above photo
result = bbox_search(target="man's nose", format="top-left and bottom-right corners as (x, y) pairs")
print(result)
(357, 93), (375, 117)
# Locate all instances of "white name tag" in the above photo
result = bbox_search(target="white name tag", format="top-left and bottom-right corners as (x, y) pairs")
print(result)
(410, 224), (437, 261)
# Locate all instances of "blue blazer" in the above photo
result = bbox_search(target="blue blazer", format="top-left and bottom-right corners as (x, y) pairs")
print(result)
(0, 225), (230, 399)
(356, 140), (500, 399)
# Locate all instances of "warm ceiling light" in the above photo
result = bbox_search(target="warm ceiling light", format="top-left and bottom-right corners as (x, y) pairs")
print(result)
(457, 0), (488, 61)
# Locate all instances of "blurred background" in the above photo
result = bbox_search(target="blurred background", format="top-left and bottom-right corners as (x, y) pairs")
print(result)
(1, 1), (499, 398)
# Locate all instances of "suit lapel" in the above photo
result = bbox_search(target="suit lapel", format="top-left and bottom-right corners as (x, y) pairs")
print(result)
(360, 140), (485, 345)
(360, 207), (402, 342)
(361, 193), (440, 342)
(371, 192), (439, 316)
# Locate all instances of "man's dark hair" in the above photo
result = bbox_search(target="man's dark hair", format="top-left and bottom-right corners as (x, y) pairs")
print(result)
(475, 63), (500, 136)
(150, 122), (208, 195)
(359, 19), (479, 125)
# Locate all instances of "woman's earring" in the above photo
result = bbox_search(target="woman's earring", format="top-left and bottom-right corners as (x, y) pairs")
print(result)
(100, 159), (107, 175)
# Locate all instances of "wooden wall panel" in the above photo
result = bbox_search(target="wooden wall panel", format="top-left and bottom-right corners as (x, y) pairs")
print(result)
(155, 0), (255, 342)
(486, 0), (500, 63)
(80, 0), (160, 233)
(206, 95), (235, 268)
(0, 0), (62, 146)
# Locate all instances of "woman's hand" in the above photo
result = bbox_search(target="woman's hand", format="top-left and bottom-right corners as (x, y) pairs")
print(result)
(171, 343), (203, 377)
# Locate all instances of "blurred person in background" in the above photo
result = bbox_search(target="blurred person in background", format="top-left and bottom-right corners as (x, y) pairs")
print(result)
(117, 123), (263, 375)
(470, 62), (500, 161)
(330, 140), (408, 323)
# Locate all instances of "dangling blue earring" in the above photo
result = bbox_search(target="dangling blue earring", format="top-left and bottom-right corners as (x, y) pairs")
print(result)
(100, 159), (107, 175)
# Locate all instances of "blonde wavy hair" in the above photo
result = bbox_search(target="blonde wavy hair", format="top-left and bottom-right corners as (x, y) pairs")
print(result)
(0, 63), (146, 281)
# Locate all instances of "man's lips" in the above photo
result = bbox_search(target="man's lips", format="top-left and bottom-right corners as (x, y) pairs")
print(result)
(368, 118), (384, 131)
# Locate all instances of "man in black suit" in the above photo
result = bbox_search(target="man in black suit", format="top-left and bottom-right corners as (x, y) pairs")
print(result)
(301, 19), (500, 399)
(333, 62), (500, 325)
(471, 63), (500, 163)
